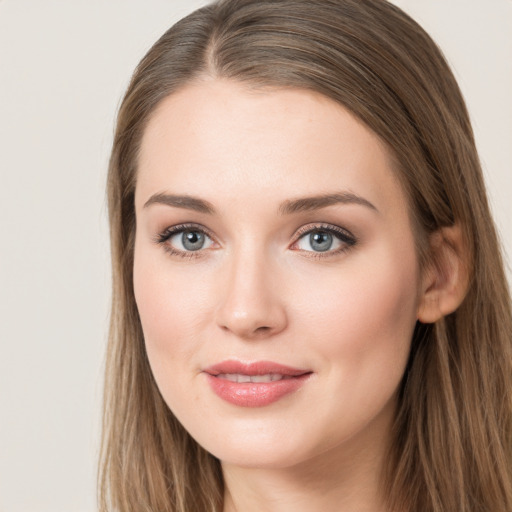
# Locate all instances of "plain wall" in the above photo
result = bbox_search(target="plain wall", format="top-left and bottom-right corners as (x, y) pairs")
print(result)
(0, 1), (510, 511)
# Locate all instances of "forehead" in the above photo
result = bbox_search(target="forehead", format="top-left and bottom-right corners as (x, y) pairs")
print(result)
(136, 79), (407, 216)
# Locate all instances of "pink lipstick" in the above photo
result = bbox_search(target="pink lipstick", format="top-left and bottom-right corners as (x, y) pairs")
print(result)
(203, 360), (312, 407)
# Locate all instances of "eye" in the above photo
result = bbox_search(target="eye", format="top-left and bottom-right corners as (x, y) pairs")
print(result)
(156, 224), (215, 257)
(292, 224), (356, 255)
(170, 229), (213, 251)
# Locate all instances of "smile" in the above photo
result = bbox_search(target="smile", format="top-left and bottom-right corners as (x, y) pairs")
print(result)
(216, 373), (291, 383)
(203, 360), (312, 407)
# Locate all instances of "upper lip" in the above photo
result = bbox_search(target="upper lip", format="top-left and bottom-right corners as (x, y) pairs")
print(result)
(203, 360), (311, 377)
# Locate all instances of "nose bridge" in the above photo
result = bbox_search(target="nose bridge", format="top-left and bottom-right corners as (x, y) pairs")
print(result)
(215, 241), (287, 339)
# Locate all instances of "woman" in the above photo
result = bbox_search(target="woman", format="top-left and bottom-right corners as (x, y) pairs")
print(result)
(99, 0), (512, 511)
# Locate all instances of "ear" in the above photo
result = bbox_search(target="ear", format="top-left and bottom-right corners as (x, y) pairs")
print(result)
(417, 224), (469, 324)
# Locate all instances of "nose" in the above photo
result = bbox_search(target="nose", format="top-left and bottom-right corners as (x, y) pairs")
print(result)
(215, 250), (288, 340)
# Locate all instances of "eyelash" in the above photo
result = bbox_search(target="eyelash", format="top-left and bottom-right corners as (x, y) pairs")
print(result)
(292, 223), (357, 258)
(154, 222), (357, 259)
(154, 223), (216, 260)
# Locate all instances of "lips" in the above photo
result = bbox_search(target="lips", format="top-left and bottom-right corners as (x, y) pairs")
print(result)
(203, 360), (312, 407)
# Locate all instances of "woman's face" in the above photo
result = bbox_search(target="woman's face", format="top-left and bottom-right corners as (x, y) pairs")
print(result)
(134, 79), (423, 469)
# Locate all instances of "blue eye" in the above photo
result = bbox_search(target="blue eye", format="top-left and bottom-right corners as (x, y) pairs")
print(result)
(173, 230), (211, 251)
(294, 225), (356, 254)
(169, 229), (214, 252)
(307, 231), (334, 252)
(157, 225), (215, 255)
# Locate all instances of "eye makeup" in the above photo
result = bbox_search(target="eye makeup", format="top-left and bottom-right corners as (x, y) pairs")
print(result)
(154, 223), (217, 259)
(290, 223), (357, 259)
(153, 221), (357, 260)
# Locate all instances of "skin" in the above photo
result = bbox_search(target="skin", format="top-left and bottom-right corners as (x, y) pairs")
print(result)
(133, 79), (428, 512)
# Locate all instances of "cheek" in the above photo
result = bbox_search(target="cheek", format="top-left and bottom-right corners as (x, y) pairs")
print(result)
(133, 246), (207, 382)
(294, 243), (420, 379)
(281, 244), (420, 451)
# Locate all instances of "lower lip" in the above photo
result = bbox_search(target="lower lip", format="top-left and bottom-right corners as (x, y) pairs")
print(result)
(205, 374), (311, 407)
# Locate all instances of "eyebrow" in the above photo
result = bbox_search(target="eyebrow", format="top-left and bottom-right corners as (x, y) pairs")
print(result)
(143, 193), (215, 214)
(278, 192), (378, 215)
(143, 191), (378, 215)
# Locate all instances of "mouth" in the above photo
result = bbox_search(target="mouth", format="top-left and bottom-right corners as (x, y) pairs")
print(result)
(215, 373), (295, 383)
(203, 360), (313, 407)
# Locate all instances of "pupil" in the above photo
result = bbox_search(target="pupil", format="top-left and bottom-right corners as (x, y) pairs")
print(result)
(182, 231), (205, 251)
(310, 231), (332, 252)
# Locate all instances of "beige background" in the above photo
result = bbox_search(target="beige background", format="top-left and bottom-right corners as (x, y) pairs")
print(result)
(0, 1), (510, 511)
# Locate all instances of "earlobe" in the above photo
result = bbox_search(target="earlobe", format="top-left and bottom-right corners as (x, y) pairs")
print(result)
(417, 224), (469, 324)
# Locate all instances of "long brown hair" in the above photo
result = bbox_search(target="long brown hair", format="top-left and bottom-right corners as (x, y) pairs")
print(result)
(100, 1), (512, 510)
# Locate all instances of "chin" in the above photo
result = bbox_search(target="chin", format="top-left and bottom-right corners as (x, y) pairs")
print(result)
(215, 444), (311, 470)
(186, 417), (314, 469)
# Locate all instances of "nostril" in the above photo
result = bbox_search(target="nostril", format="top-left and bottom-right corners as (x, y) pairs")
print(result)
(219, 323), (273, 337)
(215, 298), (288, 338)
